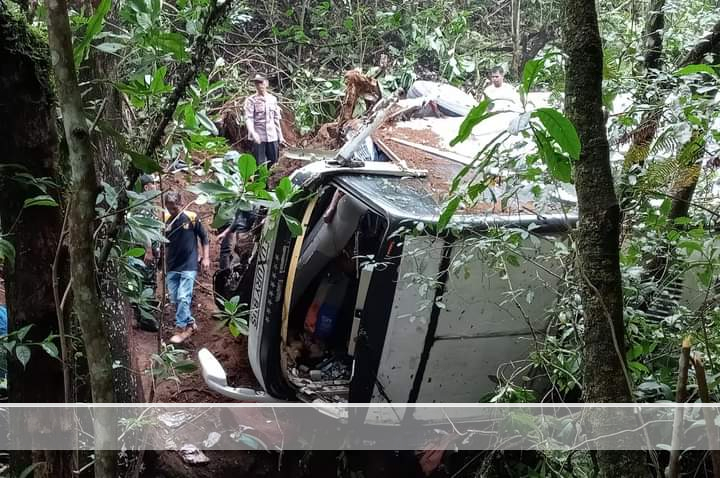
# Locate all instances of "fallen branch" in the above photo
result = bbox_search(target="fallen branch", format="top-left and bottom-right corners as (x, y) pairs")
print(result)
(668, 336), (692, 478)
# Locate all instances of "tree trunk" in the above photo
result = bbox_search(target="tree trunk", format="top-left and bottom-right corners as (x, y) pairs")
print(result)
(562, 0), (647, 476)
(86, 13), (144, 475)
(0, 5), (72, 477)
(642, 0), (665, 74)
(86, 2), (142, 407)
(45, 0), (117, 477)
(510, 0), (522, 79)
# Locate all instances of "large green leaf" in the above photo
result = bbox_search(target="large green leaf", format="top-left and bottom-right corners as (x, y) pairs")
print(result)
(196, 111), (219, 135)
(125, 247), (146, 258)
(438, 195), (462, 230)
(283, 215), (303, 237)
(275, 177), (294, 203)
(545, 151), (573, 183)
(532, 108), (581, 161)
(73, 0), (112, 66)
(23, 195), (58, 208)
(534, 127), (573, 183)
(521, 58), (543, 95)
(155, 32), (188, 60)
(674, 64), (718, 78)
(150, 66), (169, 94)
(238, 154), (257, 182)
(450, 99), (492, 146)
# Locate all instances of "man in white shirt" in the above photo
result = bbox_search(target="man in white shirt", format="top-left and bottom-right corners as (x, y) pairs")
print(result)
(483, 66), (522, 112)
(243, 74), (284, 167)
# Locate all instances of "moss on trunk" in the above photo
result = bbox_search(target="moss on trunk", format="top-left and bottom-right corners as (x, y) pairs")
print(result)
(0, 4), (72, 477)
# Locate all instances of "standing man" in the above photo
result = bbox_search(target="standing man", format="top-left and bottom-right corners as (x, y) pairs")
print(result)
(164, 192), (210, 344)
(482, 66), (522, 112)
(244, 74), (284, 167)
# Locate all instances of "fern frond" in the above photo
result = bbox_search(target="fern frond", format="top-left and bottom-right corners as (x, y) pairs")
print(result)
(648, 129), (680, 157)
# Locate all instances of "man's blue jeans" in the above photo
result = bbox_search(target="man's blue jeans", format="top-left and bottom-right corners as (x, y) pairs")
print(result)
(166, 271), (197, 328)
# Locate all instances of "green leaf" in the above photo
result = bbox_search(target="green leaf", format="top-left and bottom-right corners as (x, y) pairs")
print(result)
(126, 150), (162, 173)
(675, 64), (718, 78)
(95, 42), (125, 54)
(521, 58), (543, 95)
(23, 195), (58, 208)
(125, 247), (146, 258)
(150, 66), (168, 94)
(238, 154), (257, 181)
(534, 127), (572, 183)
(546, 152), (573, 183)
(196, 111), (219, 135)
(283, 215), (303, 237)
(229, 320), (249, 337)
(450, 100), (491, 146)
(0, 237), (16, 266)
(197, 73), (209, 91)
(74, 0), (112, 66)
(192, 182), (234, 196)
(16, 324), (33, 341)
(679, 240), (703, 255)
(155, 32), (187, 60)
(532, 108), (581, 160)
(41, 342), (59, 359)
(275, 177), (293, 203)
(15, 345), (31, 368)
(438, 195), (462, 230)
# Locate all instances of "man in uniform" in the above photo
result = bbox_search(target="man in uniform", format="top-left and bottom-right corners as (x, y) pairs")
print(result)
(244, 74), (284, 167)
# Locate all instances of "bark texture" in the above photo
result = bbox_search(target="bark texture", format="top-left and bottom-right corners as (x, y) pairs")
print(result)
(562, 0), (647, 476)
(45, 0), (116, 476)
(0, 6), (72, 477)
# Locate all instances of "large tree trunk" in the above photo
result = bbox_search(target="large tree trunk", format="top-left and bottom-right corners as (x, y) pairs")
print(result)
(0, 5), (72, 477)
(86, 10), (144, 475)
(45, 1), (117, 477)
(86, 3), (142, 406)
(562, 1), (647, 477)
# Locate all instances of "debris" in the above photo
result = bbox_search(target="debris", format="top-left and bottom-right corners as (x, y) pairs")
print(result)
(202, 432), (222, 448)
(338, 69), (381, 125)
(407, 80), (477, 117)
(157, 411), (193, 428)
(310, 369), (323, 381)
(179, 444), (210, 465)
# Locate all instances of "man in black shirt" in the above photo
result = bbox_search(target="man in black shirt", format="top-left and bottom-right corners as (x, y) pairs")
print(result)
(164, 192), (210, 344)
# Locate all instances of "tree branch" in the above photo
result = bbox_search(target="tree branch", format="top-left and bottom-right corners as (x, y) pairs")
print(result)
(679, 19), (720, 67)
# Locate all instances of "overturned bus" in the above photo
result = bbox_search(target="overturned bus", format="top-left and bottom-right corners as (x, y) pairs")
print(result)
(199, 93), (588, 404)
